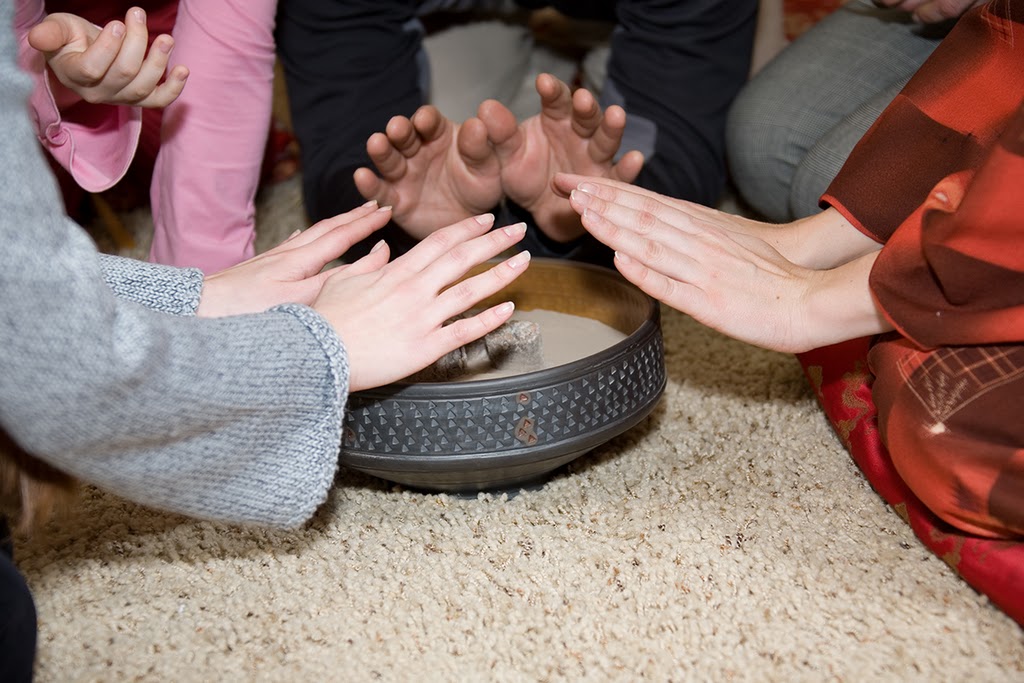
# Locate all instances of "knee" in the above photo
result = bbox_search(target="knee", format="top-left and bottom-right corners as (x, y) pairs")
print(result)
(871, 342), (1024, 539)
(725, 81), (797, 222)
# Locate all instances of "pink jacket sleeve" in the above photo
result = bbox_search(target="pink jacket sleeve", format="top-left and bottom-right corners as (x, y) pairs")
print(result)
(148, 0), (278, 273)
(14, 0), (141, 192)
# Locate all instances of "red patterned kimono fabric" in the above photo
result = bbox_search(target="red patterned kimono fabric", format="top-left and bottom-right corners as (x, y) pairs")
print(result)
(805, 0), (1024, 624)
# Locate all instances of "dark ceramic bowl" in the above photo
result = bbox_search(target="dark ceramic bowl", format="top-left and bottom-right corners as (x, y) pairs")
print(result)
(339, 258), (666, 492)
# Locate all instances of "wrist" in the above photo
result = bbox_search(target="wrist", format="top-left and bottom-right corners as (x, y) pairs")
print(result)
(800, 252), (893, 350)
(788, 209), (882, 270)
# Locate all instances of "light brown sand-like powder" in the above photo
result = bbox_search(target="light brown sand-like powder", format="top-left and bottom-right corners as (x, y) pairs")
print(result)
(464, 308), (628, 380)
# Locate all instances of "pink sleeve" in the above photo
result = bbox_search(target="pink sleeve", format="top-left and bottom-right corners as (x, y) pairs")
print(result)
(148, 0), (278, 272)
(14, 0), (141, 193)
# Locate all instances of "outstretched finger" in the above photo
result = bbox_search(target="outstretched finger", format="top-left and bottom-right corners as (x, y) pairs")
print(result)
(610, 251), (701, 316)
(478, 98), (523, 164)
(456, 117), (497, 171)
(287, 206), (394, 277)
(570, 87), (602, 139)
(551, 172), (637, 199)
(588, 104), (627, 164)
(385, 114), (423, 159)
(435, 249), (530, 324)
(609, 150), (645, 184)
(387, 213), (497, 275)
(104, 8), (152, 90)
(425, 300), (518, 369)
(570, 184), (697, 251)
(536, 73), (573, 124)
(421, 222), (528, 296)
(320, 239), (391, 283)
(562, 176), (689, 223)
(118, 34), (177, 105)
(354, 167), (388, 204)
(366, 129), (408, 181)
(577, 204), (699, 290)
(282, 200), (381, 248)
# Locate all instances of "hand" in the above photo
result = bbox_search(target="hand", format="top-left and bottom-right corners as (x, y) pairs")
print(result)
(552, 173), (881, 271)
(873, 0), (984, 23)
(197, 201), (392, 318)
(312, 215), (531, 392)
(479, 73), (644, 242)
(27, 7), (189, 109)
(561, 176), (888, 353)
(354, 105), (502, 240)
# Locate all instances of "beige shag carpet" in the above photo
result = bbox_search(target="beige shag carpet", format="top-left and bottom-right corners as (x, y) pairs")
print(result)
(15, 177), (1024, 682)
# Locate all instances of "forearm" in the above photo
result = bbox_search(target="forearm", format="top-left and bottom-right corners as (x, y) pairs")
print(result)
(98, 254), (204, 315)
(802, 250), (893, 351)
(783, 208), (883, 270)
(1, 33), (347, 528)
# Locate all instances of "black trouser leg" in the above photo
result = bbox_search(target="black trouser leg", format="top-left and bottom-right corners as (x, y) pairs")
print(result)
(0, 518), (37, 683)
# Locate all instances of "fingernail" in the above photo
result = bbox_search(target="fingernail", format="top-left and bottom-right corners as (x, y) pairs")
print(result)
(570, 189), (590, 207)
(503, 222), (527, 237)
(370, 239), (387, 253)
(496, 302), (515, 315)
(578, 182), (598, 195)
(287, 228), (301, 240)
(507, 250), (531, 269)
(614, 251), (631, 264)
(376, 205), (392, 213)
(133, 8), (146, 24)
(157, 37), (173, 54)
(111, 21), (125, 37)
(475, 213), (495, 226)
(362, 199), (377, 208)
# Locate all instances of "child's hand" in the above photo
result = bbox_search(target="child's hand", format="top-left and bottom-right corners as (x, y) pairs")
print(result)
(313, 214), (531, 392)
(28, 7), (188, 109)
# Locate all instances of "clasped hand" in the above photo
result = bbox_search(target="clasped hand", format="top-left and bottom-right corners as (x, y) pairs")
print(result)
(28, 6), (188, 109)
(354, 73), (645, 244)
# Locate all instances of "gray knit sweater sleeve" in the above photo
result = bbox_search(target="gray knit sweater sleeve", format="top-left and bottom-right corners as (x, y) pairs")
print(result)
(98, 254), (204, 315)
(0, 15), (348, 529)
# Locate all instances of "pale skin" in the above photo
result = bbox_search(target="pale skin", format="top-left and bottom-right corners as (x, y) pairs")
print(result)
(552, 174), (893, 354)
(354, 73), (644, 243)
(197, 201), (530, 392)
(27, 6), (189, 110)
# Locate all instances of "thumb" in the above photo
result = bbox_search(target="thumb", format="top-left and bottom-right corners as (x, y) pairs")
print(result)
(477, 98), (522, 163)
(27, 14), (88, 54)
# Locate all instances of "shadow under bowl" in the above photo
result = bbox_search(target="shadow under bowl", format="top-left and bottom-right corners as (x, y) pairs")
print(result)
(339, 258), (667, 492)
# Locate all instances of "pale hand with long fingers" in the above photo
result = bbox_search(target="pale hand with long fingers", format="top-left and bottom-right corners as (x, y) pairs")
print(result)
(314, 214), (532, 392)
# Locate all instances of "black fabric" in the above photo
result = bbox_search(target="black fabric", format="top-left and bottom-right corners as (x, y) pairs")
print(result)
(0, 519), (36, 683)
(275, 0), (757, 226)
